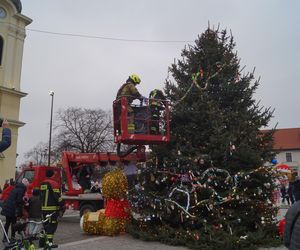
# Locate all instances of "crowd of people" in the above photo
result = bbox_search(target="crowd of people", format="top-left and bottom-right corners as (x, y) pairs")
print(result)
(69, 162), (137, 193)
(0, 169), (63, 248)
(280, 177), (300, 206)
(69, 165), (101, 193)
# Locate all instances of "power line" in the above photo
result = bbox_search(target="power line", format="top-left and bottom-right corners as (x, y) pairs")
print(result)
(27, 28), (193, 43)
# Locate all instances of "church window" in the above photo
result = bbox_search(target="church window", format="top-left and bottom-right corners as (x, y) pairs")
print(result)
(0, 36), (3, 66)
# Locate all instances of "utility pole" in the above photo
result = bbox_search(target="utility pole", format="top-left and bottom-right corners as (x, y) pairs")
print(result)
(48, 91), (54, 166)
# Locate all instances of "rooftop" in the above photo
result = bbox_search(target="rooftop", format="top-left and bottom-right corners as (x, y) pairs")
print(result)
(272, 128), (300, 150)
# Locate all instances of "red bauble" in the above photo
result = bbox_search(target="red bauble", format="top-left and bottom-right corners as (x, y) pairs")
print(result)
(278, 219), (285, 237)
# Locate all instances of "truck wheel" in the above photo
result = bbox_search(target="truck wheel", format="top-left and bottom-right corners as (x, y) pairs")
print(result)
(80, 204), (95, 217)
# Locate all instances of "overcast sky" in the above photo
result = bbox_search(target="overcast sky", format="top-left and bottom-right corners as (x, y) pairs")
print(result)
(17, 0), (300, 165)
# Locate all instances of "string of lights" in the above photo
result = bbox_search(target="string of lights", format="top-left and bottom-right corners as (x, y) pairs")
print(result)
(27, 28), (193, 43)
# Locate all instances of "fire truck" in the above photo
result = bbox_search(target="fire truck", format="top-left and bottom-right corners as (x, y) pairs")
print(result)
(0, 151), (143, 216)
(0, 96), (170, 217)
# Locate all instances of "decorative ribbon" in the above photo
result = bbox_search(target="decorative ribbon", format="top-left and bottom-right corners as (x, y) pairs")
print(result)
(105, 199), (131, 219)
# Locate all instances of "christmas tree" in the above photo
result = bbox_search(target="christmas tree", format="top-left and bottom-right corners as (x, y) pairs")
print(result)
(127, 27), (280, 249)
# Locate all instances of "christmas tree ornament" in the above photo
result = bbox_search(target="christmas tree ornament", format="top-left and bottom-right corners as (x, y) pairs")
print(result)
(150, 173), (155, 182)
(257, 188), (263, 195)
(240, 235), (248, 240)
(81, 169), (130, 236)
(166, 187), (195, 217)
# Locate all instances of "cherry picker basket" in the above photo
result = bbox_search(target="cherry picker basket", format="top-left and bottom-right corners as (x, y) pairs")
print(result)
(113, 97), (170, 145)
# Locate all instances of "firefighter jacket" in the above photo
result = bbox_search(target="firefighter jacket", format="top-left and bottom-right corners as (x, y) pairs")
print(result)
(116, 83), (142, 104)
(40, 179), (63, 212)
(149, 89), (165, 109)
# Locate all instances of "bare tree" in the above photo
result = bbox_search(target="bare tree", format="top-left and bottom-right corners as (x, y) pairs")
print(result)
(24, 142), (48, 165)
(23, 108), (114, 165)
(54, 107), (114, 153)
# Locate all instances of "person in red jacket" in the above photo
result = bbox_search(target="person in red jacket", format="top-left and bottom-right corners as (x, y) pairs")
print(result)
(39, 169), (63, 248)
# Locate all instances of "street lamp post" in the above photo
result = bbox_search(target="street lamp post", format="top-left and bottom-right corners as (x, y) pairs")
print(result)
(48, 91), (54, 166)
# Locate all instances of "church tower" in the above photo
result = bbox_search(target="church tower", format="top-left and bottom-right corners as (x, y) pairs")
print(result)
(0, 0), (31, 184)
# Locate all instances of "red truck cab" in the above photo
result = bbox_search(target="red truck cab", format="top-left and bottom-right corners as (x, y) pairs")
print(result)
(0, 165), (61, 206)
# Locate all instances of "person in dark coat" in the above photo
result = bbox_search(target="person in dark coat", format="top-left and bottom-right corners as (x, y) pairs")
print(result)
(90, 181), (101, 193)
(27, 189), (42, 235)
(1, 178), (29, 241)
(0, 119), (11, 153)
(284, 200), (300, 249)
(293, 177), (300, 202)
(28, 189), (41, 219)
(281, 185), (290, 205)
(9, 178), (15, 186)
(78, 166), (92, 192)
(288, 182), (295, 205)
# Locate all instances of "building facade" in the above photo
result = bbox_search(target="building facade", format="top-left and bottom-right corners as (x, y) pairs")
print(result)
(0, 0), (31, 185)
(272, 128), (300, 175)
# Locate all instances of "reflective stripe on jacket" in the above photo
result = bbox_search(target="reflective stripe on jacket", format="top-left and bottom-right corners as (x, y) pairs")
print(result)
(40, 182), (62, 211)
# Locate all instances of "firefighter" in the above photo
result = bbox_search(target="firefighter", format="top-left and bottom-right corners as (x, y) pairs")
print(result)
(39, 169), (63, 248)
(149, 89), (166, 135)
(116, 74), (144, 133)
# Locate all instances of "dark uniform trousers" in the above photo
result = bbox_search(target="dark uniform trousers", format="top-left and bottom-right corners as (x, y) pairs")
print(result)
(149, 89), (165, 135)
(40, 183), (62, 243)
(42, 211), (59, 242)
(150, 106), (161, 134)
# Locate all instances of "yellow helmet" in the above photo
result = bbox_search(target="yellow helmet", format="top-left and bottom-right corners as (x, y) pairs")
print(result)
(129, 74), (141, 84)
